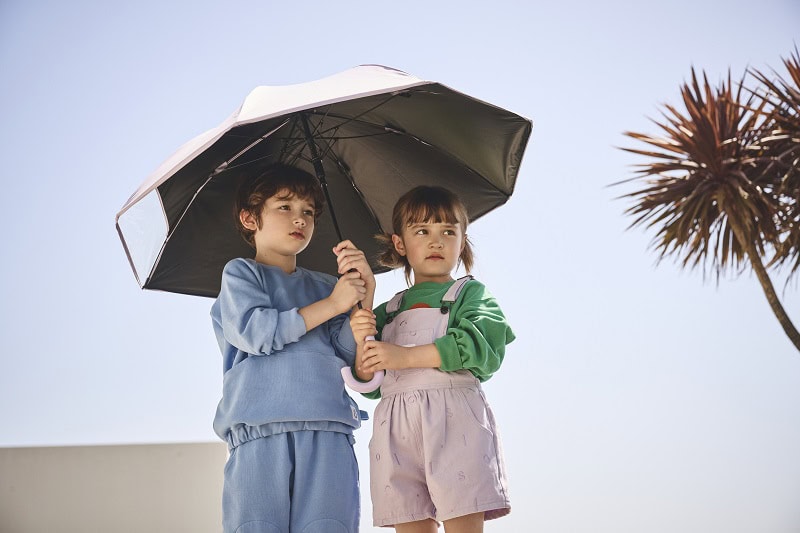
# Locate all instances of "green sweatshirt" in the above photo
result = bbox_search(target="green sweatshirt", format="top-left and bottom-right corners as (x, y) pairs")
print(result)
(364, 278), (515, 399)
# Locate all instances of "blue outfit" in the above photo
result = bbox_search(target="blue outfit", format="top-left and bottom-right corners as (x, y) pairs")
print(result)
(211, 258), (364, 533)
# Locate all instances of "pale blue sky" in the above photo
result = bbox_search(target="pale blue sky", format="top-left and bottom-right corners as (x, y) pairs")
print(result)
(1, 1), (799, 531)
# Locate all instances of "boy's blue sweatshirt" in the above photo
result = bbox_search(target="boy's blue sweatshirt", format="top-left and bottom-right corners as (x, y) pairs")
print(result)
(211, 258), (361, 441)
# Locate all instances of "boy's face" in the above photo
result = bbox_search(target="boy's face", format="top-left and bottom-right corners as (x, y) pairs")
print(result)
(392, 219), (466, 284)
(240, 189), (317, 261)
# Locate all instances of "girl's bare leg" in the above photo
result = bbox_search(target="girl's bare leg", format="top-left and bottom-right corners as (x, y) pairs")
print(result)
(395, 519), (438, 533)
(443, 512), (484, 533)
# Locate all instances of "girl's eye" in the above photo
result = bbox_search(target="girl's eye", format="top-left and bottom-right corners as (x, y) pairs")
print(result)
(415, 229), (427, 235)
(443, 229), (455, 235)
(278, 205), (290, 210)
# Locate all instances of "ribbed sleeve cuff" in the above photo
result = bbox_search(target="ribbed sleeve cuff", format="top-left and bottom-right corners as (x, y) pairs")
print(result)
(285, 308), (307, 343)
(434, 336), (463, 372)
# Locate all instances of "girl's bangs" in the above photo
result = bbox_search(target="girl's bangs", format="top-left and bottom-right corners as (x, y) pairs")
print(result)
(404, 202), (461, 226)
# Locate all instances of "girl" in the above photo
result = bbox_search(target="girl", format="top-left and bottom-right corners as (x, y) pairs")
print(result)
(350, 186), (514, 533)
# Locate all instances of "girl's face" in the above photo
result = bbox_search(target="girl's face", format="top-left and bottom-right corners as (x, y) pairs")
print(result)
(392, 220), (466, 284)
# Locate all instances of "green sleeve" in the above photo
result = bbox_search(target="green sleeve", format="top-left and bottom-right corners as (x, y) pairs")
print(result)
(434, 281), (515, 381)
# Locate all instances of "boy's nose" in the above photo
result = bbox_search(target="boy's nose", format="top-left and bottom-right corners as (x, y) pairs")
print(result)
(294, 217), (306, 227)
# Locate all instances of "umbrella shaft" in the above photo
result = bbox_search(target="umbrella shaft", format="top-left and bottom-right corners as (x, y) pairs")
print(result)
(299, 113), (344, 242)
(299, 113), (362, 310)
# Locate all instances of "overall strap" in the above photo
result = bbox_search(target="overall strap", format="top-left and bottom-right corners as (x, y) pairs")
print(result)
(439, 275), (475, 315)
(385, 276), (476, 323)
(442, 275), (474, 303)
(386, 289), (407, 313)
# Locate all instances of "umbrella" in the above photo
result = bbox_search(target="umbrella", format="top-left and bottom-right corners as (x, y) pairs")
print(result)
(115, 64), (532, 298)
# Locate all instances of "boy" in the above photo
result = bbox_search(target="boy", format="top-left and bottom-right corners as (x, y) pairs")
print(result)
(211, 163), (375, 533)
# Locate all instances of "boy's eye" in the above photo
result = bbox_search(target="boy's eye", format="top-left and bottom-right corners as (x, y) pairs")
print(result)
(303, 209), (314, 216)
(278, 205), (290, 210)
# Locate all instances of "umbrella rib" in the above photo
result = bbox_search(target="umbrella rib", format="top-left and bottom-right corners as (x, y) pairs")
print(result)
(283, 132), (394, 141)
(305, 92), (404, 137)
(146, 173), (215, 287)
(249, 107), (517, 208)
(279, 114), (383, 166)
(212, 119), (290, 175)
(299, 113), (347, 241)
(312, 111), (515, 200)
(279, 114), (386, 240)
(286, 91), (441, 166)
(296, 110), (344, 163)
(324, 144), (386, 234)
(308, 99), (519, 206)
(280, 131), (397, 164)
(147, 122), (298, 285)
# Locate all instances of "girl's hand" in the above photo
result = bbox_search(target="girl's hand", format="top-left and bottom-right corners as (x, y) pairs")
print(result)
(360, 342), (443, 373)
(333, 240), (376, 292)
(329, 271), (366, 314)
(359, 340), (411, 372)
(350, 308), (377, 347)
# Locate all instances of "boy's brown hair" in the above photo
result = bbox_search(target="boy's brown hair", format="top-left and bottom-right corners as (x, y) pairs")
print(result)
(235, 164), (326, 248)
(376, 185), (474, 284)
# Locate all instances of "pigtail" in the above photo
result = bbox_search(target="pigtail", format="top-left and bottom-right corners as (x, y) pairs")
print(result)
(459, 234), (475, 273)
(375, 232), (414, 285)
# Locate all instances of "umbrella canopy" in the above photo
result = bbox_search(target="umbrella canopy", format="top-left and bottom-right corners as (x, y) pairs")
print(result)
(116, 65), (532, 297)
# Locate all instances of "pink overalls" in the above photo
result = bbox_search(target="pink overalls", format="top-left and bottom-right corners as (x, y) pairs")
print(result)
(369, 276), (511, 526)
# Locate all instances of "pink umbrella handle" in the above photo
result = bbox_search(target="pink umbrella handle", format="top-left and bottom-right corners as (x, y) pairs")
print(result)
(341, 335), (384, 393)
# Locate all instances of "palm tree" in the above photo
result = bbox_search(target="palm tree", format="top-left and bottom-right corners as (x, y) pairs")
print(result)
(750, 48), (800, 279)
(616, 69), (800, 351)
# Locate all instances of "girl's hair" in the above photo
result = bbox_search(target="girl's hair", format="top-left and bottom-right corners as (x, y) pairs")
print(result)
(235, 163), (326, 248)
(377, 185), (474, 284)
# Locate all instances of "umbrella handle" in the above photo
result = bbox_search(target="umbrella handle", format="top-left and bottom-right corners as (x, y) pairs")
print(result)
(341, 335), (384, 393)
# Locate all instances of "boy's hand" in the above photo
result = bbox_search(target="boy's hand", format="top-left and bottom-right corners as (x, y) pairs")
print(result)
(333, 240), (376, 293)
(329, 271), (367, 314)
(350, 308), (377, 347)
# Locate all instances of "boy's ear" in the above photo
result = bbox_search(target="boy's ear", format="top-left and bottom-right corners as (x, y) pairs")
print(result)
(239, 209), (258, 231)
(391, 234), (406, 256)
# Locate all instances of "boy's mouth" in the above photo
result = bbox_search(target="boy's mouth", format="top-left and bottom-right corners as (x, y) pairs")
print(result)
(290, 231), (305, 240)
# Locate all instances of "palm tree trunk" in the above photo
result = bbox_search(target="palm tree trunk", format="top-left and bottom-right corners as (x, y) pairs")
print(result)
(736, 231), (800, 352)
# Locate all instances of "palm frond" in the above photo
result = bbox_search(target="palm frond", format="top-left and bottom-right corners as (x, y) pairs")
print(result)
(618, 68), (781, 279)
(749, 47), (800, 277)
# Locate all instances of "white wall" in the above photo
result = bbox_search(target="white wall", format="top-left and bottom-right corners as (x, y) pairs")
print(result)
(0, 442), (227, 533)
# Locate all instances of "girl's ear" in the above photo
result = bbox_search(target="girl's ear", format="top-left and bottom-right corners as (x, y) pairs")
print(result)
(461, 233), (468, 253)
(391, 234), (406, 256)
(240, 209), (258, 231)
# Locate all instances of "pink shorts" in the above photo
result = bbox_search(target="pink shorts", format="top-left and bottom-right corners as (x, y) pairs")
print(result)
(369, 368), (510, 526)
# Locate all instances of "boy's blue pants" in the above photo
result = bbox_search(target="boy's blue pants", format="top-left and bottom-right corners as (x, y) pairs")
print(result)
(223, 430), (360, 533)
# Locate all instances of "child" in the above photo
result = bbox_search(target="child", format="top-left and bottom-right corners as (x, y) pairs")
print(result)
(350, 186), (514, 533)
(211, 163), (375, 533)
